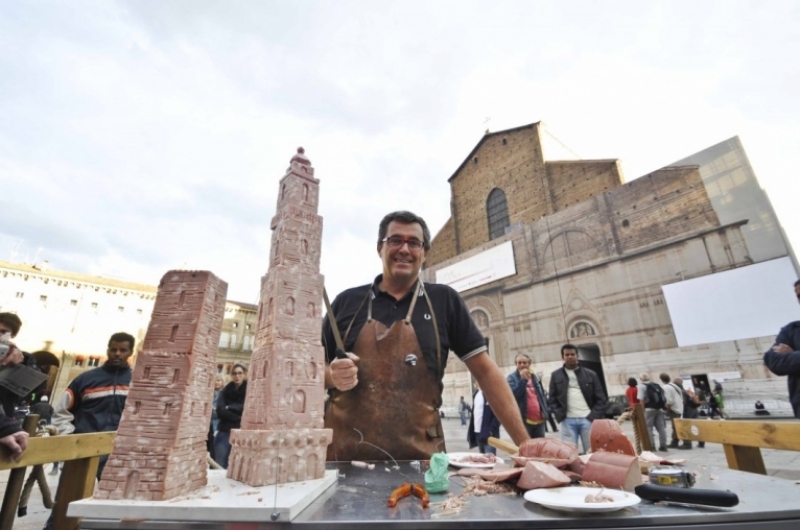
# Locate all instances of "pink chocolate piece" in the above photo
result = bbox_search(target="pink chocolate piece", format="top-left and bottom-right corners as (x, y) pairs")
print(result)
(589, 419), (637, 456)
(95, 270), (228, 501)
(581, 452), (643, 491)
(455, 467), (523, 482)
(516, 461), (571, 490)
(226, 148), (332, 487)
(511, 455), (573, 469)
(517, 438), (579, 461)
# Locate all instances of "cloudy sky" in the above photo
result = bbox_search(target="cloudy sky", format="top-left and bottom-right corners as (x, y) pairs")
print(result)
(2, 1), (799, 302)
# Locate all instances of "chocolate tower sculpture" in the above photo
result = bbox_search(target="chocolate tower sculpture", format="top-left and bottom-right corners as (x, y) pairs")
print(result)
(226, 147), (332, 487)
(95, 270), (227, 500)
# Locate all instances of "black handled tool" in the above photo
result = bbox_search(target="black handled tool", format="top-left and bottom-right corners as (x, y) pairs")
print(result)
(635, 484), (739, 507)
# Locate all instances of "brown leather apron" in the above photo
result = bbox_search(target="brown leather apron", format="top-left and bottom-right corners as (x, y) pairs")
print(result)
(325, 281), (444, 461)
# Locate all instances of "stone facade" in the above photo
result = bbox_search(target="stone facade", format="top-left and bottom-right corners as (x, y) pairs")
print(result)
(424, 124), (794, 411)
(95, 270), (227, 501)
(226, 148), (332, 486)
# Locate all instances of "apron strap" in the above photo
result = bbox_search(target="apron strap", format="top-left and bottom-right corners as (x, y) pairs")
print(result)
(417, 281), (442, 380)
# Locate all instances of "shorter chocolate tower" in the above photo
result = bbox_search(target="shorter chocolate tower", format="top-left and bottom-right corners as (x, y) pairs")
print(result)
(95, 270), (227, 500)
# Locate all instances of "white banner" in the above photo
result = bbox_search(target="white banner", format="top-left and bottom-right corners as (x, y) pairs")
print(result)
(435, 241), (516, 293)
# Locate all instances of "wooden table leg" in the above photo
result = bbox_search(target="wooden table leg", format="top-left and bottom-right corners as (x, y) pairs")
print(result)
(52, 456), (100, 530)
(0, 416), (39, 530)
(723, 444), (767, 474)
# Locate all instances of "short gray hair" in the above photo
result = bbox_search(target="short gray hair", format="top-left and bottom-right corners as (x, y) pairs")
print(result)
(639, 373), (650, 382)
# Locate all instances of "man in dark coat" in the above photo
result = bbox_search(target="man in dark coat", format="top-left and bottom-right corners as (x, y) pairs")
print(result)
(0, 312), (42, 418)
(547, 344), (607, 454)
(763, 280), (800, 419)
(507, 354), (550, 439)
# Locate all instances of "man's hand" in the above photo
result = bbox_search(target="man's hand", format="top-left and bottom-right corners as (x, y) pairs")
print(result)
(519, 368), (531, 380)
(773, 343), (794, 354)
(0, 343), (23, 366)
(329, 352), (360, 391)
(1, 431), (29, 461)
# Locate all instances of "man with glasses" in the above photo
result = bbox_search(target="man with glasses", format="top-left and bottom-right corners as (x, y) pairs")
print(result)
(507, 354), (550, 439)
(763, 279), (800, 419)
(323, 211), (528, 461)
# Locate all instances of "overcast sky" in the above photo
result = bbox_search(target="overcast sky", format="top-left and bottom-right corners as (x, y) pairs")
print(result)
(2, 1), (799, 302)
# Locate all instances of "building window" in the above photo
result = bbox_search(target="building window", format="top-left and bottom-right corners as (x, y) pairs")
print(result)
(70, 299), (78, 306)
(91, 302), (98, 309)
(136, 308), (143, 315)
(15, 292), (23, 299)
(232, 322), (238, 328)
(118, 306), (125, 313)
(487, 188), (510, 240)
(245, 324), (251, 331)
(40, 295), (47, 302)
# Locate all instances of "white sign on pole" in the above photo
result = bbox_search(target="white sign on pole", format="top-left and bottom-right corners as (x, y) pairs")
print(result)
(435, 241), (517, 293)
(662, 257), (800, 346)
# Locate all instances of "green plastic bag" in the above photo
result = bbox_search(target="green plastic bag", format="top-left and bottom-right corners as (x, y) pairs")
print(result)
(424, 452), (450, 493)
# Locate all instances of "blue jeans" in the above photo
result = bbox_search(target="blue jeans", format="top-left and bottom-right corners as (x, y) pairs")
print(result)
(478, 443), (497, 455)
(214, 431), (232, 468)
(561, 417), (592, 454)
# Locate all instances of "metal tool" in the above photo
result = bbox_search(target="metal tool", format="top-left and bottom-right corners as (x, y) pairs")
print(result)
(648, 465), (696, 488)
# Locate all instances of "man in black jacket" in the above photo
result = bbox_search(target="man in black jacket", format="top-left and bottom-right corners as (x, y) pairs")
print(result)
(0, 312), (42, 418)
(0, 410), (27, 461)
(763, 279), (800, 419)
(547, 344), (607, 454)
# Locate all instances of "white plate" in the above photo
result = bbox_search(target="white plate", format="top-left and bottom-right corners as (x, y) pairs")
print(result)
(524, 487), (641, 513)
(446, 452), (504, 468)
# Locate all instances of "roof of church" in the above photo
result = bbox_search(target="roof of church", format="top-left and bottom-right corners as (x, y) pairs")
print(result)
(448, 122), (540, 183)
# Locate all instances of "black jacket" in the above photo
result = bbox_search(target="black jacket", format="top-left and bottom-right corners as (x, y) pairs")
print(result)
(53, 362), (131, 435)
(547, 365), (607, 422)
(0, 410), (22, 439)
(764, 321), (800, 419)
(216, 381), (247, 433)
(0, 351), (40, 417)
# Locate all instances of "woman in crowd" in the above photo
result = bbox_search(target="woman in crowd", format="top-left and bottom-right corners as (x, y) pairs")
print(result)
(625, 377), (640, 409)
(214, 364), (247, 468)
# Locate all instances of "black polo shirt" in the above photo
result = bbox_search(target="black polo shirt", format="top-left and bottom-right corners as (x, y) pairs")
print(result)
(322, 275), (487, 379)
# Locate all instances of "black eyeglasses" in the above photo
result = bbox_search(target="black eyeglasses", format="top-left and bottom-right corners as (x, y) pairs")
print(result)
(382, 236), (424, 250)
(232, 371), (244, 375)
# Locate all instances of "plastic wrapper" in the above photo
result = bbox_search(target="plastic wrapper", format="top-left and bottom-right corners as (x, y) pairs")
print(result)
(424, 452), (450, 493)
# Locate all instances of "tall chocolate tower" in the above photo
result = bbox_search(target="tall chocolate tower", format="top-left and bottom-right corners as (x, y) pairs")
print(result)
(95, 270), (227, 500)
(227, 147), (332, 486)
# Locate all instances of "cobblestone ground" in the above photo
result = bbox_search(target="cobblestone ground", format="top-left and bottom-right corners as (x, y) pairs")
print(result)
(3, 417), (799, 529)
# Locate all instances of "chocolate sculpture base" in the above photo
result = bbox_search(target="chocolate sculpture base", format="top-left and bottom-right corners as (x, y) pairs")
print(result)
(69, 469), (337, 523)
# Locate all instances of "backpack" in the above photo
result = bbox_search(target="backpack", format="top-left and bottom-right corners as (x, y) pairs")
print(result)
(682, 387), (699, 409)
(644, 382), (667, 410)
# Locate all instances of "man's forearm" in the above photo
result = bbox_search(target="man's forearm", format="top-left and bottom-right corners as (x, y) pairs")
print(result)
(466, 353), (529, 447)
